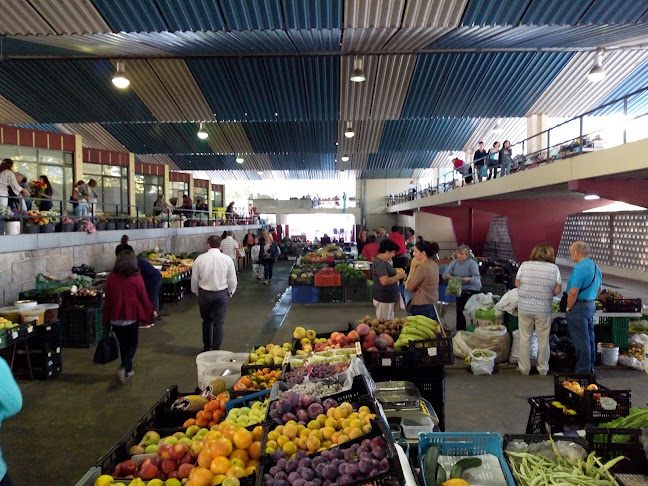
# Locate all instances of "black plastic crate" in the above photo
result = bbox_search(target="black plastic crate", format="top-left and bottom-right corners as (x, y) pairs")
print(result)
(61, 290), (104, 308)
(145, 384), (201, 428)
(406, 337), (454, 366)
(342, 277), (368, 289)
(549, 352), (576, 372)
(317, 286), (344, 303)
(61, 306), (102, 348)
(369, 366), (445, 431)
(554, 374), (631, 422)
(162, 282), (184, 302)
(362, 349), (409, 368)
(586, 426), (648, 475)
(9, 350), (62, 380)
(344, 286), (371, 302)
(18, 289), (65, 305)
(526, 396), (587, 434)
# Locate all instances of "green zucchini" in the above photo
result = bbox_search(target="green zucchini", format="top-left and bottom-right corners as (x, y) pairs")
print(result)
(422, 445), (440, 486)
(436, 464), (447, 486)
(450, 457), (482, 479)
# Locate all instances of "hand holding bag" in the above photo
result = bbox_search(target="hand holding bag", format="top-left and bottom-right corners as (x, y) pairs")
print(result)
(94, 326), (119, 364)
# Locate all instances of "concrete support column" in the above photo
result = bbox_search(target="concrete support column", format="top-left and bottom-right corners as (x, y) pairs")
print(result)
(73, 135), (83, 183)
(128, 153), (136, 217)
(188, 174), (195, 201)
(163, 165), (170, 202)
(527, 113), (548, 155)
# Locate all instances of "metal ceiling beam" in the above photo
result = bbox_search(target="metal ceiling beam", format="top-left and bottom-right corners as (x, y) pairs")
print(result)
(3, 45), (648, 61)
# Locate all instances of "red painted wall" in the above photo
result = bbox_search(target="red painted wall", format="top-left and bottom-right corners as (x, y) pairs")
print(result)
(420, 206), (497, 255)
(569, 179), (648, 209)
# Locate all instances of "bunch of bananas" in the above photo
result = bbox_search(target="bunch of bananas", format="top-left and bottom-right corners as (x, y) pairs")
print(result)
(393, 315), (439, 350)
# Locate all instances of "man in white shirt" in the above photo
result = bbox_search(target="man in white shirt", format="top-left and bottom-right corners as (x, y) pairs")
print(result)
(191, 236), (238, 352)
(220, 231), (240, 270)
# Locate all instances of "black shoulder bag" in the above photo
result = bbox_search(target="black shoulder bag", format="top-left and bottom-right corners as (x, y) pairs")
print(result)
(93, 326), (119, 364)
(559, 265), (599, 312)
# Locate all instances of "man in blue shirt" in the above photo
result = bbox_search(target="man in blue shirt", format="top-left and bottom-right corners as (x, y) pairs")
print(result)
(565, 241), (602, 373)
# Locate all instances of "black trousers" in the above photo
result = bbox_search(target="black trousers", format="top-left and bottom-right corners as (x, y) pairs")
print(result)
(198, 288), (230, 351)
(1, 473), (13, 486)
(456, 290), (478, 332)
(113, 323), (139, 373)
(261, 259), (275, 280)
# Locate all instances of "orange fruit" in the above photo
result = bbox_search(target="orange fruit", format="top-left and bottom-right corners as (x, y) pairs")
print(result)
(191, 467), (215, 486)
(244, 466), (256, 476)
(246, 459), (259, 470)
(248, 441), (261, 460)
(252, 426), (264, 442)
(210, 438), (233, 458)
(229, 448), (249, 464)
(183, 418), (197, 428)
(211, 475), (226, 485)
(225, 466), (246, 478)
(210, 456), (231, 476)
(205, 401), (220, 412)
(198, 449), (214, 468)
(213, 409), (226, 423)
(232, 429), (253, 450)
(221, 424), (237, 441)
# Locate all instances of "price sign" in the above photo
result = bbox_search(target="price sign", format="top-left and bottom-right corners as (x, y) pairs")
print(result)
(354, 342), (362, 355)
(45, 326), (51, 331)
(381, 358), (392, 367)
(12, 331), (18, 339)
(27, 326), (34, 333)
(427, 347), (438, 357)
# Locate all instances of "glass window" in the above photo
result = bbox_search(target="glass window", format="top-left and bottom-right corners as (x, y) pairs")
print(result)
(135, 174), (164, 214)
(167, 181), (188, 204)
(83, 163), (102, 175)
(39, 149), (66, 165)
(0, 145), (37, 162)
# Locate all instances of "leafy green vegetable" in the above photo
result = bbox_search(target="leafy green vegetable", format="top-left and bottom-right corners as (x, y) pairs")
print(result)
(597, 408), (648, 442)
(446, 276), (462, 296)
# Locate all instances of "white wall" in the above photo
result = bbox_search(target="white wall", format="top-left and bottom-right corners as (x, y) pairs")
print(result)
(414, 212), (457, 255)
(397, 214), (415, 229)
(364, 179), (412, 230)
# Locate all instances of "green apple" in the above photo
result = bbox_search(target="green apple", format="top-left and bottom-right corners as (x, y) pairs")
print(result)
(190, 440), (204, 456)
(139, 430), (160, 447)
(229, 409), (239, 418)
(195, 428), (209, 440)
(239, 407), (250, 415)
(283, 342), (291, 349)
(256, 346), (266, 355)
(256, 359), (265, 365)
(251, 401), (263, 410)
(236, 416), (250, 426)
(172, 432), (186, 440)
(273, 356), (283, 365)
(185, 425), (200, 438)
(147, 479), (163, 486)
(264, 354), (274, 364)
(179, 437), (192, 446)
(164, 437), (178, 446)
(145, 444), (158, 454)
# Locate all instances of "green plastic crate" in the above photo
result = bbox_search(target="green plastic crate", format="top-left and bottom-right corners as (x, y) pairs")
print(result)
(599, 316), (630, 350)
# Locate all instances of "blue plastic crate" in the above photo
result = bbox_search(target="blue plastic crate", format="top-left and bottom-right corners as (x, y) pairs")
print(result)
(291, 285), (318, 304)
(418, 432), (515, 486)
(438, 284), (457, 303)
(225, 388), (270, 413)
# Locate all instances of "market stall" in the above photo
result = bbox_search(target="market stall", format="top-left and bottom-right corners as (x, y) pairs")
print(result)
(75, 310), (648, 486)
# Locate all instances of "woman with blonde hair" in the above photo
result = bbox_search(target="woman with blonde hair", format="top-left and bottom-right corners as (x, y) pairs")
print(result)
(515, 243), (562, 375)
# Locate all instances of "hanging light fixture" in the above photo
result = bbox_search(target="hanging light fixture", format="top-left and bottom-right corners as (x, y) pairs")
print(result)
(350, 57), (366, 83)
(341, 154), (350, 162)
(344, 123), (355, 138)
(584, 194), (600, 200)
(257, 171), (263, 176)
(197, 122), (208, 140)
(236, 155), (244, 164)
(588, 52), (605, 83)
(492, 119), (502, 133)
(112, 61), (130, 89)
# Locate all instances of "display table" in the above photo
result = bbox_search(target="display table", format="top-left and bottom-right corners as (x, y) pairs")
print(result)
(0, 321), (62, 380)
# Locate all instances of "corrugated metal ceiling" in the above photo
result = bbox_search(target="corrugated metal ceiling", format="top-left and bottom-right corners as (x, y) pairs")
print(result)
(1, 0), (648, 180)
(57, 122), (126, 151)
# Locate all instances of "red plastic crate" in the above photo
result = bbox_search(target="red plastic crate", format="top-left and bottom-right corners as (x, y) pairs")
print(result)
(314, 273), (341, 287)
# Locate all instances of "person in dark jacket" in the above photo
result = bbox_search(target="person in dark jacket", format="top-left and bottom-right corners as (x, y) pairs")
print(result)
(474, 141), (488, 182)
(137, 258), (162, 327)
(499, 140), (513, 176)
(115, 235), (134, 256)
(102, 250), (154, 384)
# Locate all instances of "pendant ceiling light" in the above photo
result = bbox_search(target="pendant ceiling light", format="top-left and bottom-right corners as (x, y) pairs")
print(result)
(236, 155), (244, 164)
(588, 52), (605, 83)
(492, 119), (502, 133)
(197, 122), (208, 139)
(112, 61), (130, 89)
(341, 154), (350, 162)
(344, 123), (355, 138)
(350, 57), (366, 83)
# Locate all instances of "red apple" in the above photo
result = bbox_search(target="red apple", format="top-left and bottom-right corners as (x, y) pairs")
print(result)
(161, 458), (178, 474)
(139, 464), (158, 480)
(149, 456), (162, 469)
(180, 454), (193, 465)
(178, 463), (193, 479)
(169, 443), (190, 460)
(168, 471), (180, 480)
(156, 471), (165, 480)
(157, 444), (172, 460)
(120, 459), (137, 476)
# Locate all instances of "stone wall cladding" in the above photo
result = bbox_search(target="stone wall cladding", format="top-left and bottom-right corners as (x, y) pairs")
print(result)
(0, 227), (256, 306)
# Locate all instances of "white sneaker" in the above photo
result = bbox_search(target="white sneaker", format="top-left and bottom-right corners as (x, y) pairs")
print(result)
(117, 367), (126, 384)
(126, 371), (135, 379)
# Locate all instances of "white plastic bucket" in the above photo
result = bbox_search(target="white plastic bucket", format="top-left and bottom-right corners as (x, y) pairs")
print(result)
(5, 221), (20, 235)
(598, 343), (619, 366)
(195, 351), (248, 389)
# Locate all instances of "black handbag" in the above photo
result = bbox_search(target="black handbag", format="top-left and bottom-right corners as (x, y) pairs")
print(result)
(559, 265), (599, 312)
(93, 327), (119, 364)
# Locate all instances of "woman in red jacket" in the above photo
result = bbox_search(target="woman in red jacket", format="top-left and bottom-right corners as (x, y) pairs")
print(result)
(102, 250), (154, 384)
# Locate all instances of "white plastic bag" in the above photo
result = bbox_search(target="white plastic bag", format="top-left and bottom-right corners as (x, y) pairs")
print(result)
(618, 355), (644, 371)
(494, 288), (519, 316)
(470, 349), (496, 375)
(474, 326), (511, 363)
(252, 263), (264, 279)
(509, 329), (538, 364)
(463, 293), (495, 331)
(200, 362), (241, 390)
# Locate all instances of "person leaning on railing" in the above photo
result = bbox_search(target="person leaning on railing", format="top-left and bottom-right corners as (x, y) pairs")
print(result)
(0, 159), (29, 208)
(474, 141), (488, 182)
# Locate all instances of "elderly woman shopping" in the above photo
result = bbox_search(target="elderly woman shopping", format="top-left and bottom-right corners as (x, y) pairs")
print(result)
(443, 245), (481, 332)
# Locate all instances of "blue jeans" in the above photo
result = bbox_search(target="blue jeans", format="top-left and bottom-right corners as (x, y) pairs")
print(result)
(75, 203), (88, 217)
(566, 301), (596, 373)
(409, 304), (438, 321)
(501, 160), (511, 176)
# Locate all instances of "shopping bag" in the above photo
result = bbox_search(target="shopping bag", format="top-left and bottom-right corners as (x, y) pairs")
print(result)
(494, 288), (519, 315)
(252, 263), (264, 279)
(469, 349), (497, 375)
(446, 276), (463, 296)
(93, 328), (118, 364)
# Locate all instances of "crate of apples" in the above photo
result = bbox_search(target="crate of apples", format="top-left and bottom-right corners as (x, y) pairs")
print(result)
(233, 369), (281, 392)
(293, 326), (359, 354)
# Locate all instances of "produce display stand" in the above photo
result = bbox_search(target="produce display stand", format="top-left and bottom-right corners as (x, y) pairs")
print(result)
(0, 321), (62, 380)
(552, 312), (640, 351)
